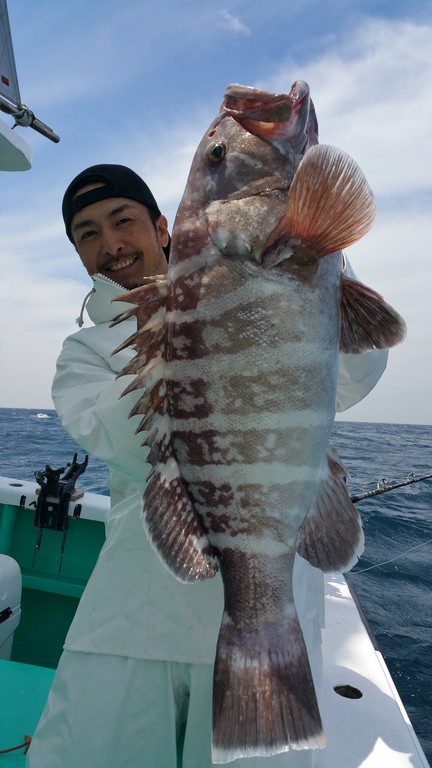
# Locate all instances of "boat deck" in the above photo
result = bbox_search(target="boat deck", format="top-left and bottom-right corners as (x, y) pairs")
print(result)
(0, 478), (430, 766)
(319, 574), (429, 767)
(0, 660), (54, 766)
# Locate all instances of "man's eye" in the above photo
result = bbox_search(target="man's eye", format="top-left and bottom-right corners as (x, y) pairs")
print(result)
(79, 230), (96, 241)
(116, 217), (132, 226)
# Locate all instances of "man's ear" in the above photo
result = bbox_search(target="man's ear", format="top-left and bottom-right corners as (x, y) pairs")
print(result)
(156, 215), (170, 247)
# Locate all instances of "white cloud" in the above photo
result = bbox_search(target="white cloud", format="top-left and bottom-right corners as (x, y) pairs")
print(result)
(259, 18), (432, 198)
(252, 16), (432, 424)
(0, 270), (88, 408)
(2, 8), (431, 424)
(218, 10), (251, 35)
(340, 204), (432, 425)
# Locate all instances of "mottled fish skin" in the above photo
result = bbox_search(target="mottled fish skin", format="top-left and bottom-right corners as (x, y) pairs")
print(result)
(167, 250), (338, 762)
(114, 81), (406, 763)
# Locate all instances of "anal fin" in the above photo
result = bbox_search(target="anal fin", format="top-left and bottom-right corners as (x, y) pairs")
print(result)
(297, 446), (364, 573)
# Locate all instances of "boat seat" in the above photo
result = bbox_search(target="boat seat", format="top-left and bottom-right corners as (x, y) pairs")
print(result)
(0, 554), (22, 660)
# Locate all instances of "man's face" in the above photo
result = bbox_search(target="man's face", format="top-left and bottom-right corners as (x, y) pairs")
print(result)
(70, 183), (169, 289)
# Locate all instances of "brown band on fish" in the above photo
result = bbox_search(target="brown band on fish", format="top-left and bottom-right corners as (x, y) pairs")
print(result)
(172, 426), (327, 468)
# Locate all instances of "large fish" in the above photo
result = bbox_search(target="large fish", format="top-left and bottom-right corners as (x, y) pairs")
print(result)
(114, 81), (406, 762)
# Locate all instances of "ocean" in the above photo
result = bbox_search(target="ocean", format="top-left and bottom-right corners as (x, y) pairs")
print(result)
(0, 408), (431, 762)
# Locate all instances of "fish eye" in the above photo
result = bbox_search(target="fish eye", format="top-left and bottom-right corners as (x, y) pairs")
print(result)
(207, 142), (226, 165)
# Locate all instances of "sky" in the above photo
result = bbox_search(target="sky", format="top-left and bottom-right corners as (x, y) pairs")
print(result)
(0, 0), (431, 425)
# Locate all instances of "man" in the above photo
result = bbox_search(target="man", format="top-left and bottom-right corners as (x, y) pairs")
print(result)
(27, 164), (388, 768)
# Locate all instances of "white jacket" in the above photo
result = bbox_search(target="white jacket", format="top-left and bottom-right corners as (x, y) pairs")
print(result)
(51, 274), (387, 663)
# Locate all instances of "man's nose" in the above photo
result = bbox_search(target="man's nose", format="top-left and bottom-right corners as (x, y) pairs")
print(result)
(100, 227), (124, 255)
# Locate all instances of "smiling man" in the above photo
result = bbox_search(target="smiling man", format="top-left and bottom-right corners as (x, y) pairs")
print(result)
(63, 163), (169, 287)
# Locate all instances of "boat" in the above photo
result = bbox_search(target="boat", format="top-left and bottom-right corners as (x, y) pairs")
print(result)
(0, 464), (430, 767)
(0, 468), (106, 762)
(0, 0), (59, 173)
(0, 2), (430, 765)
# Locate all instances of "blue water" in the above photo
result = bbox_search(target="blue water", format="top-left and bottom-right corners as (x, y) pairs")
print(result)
(0, 407), (110, 495)
(0, 409), (431, 762)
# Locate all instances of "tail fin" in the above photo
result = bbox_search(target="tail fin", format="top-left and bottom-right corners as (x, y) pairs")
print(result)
(212, 614), (325, 763)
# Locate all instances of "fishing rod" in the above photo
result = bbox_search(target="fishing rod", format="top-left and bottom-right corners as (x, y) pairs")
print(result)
(0, 0), (60, 143)
(350, 471), (432, 504)
(347, 470), (432, 575)
(0, 95), (60, 143)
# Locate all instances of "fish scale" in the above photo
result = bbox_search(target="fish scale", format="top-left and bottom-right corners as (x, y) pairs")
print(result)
(114, 80), (406, 763)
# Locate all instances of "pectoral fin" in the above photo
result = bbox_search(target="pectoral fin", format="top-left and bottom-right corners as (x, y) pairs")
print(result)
(285, 144), (376, 257)
(263, 144), (376, 264)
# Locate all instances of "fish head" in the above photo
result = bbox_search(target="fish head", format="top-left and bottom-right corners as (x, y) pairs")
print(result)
(172, 81), (382, 295)
(173, 82), (317, 265)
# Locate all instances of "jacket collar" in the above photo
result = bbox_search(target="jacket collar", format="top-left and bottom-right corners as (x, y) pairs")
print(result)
(79, 274), (138, 326)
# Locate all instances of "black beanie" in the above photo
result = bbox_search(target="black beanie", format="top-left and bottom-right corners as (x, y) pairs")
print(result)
(62, 163), (163, 243)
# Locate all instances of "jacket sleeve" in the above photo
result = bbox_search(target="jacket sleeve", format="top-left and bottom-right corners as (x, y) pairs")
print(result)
(51, 326), (150, 482)
(336, 257), (389, 412)
(336, 348), (388, 412)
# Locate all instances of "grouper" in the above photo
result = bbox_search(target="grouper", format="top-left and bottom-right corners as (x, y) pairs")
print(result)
(114, 81), (406, 762)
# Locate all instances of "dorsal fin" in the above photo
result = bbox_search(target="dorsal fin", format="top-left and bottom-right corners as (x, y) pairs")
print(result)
(112, 277), (169, 355)
(112, 278), (219, 583)
(112, 279), (168, 412)
(143, 438), (219, 583)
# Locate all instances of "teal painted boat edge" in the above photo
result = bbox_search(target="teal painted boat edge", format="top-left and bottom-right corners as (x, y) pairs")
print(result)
(0, 477), (107, 668)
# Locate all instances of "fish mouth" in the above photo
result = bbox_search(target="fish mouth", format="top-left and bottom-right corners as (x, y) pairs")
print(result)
(221, 80), (318, 153)
(222, 81), (311, 143)
(223, 84), (293, 125)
